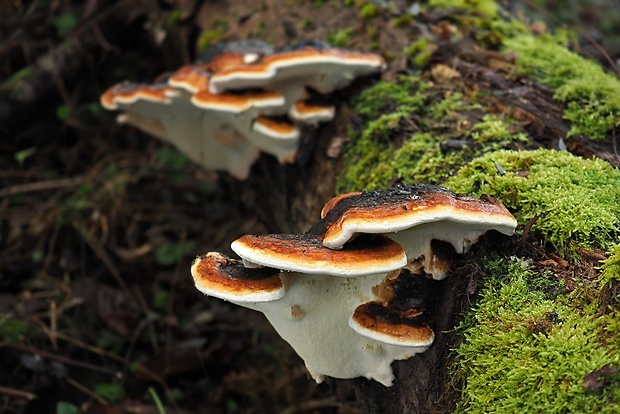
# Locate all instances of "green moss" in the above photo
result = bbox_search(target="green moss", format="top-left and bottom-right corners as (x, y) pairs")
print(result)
(359, 2), (379, 18)
(195, 19), (228, 53)
(404, 38), (435, 67)
(391, 14), (414, 28)
(337, 77), (528, 193)
(444, 149), (620, 252)
(600, 244), (620, 289)
(469, 114), (528, 146)
(429, 0), (498, 17)
(455, 257), (620, 413)
(327, 28), (353, 48)
(504, 35), (620, 139)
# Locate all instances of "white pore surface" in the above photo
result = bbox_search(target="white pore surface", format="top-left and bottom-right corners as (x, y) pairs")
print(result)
(387, 221), (495, 280)
(239, 272), (430, 386)
(114, 92), (260, 179)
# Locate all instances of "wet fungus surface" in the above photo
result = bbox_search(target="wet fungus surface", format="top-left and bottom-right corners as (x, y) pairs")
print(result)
(191, 184), (517, 385)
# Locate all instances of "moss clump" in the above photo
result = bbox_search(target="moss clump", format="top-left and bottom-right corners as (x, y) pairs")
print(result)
(600, 244), (620, 289)
(504, 35), (620, 139)
(429, 0), (498, 17)
(444, 149), (620, 252)
(455, 257), (620, 413)
(470, 114), (528, 146)
(327, 28), (353, 48)
(359, 2), (379, 18)
(404, 38), (436, 67)
(337, 77), (531, 193)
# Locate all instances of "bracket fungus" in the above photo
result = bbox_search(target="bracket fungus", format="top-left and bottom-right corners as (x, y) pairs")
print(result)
(101, 40), (385, 179)
(311, 184), (518, 279)
(191, 184), (517, 386)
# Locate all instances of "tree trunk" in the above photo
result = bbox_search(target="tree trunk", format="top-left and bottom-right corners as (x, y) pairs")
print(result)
(205, 2), (618, 412)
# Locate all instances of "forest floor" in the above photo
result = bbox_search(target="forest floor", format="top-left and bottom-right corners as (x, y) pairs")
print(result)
(1, 1), (619, 413)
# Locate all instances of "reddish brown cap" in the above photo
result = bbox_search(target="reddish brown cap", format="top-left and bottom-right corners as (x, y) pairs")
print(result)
(349, 302), (434, 347)
(321, 192), (362, 219)
(191, 252), (285, 302)
(100, 81), (178, 110)
(209, 47), (386, 94)
(288, 101), (335, 124)
(168, 52), (254, 93)
(231, 234), (406, 276)
(252, 116), (299, 139)
(191, 90), (285, 113)
(310, 184), (517, 250)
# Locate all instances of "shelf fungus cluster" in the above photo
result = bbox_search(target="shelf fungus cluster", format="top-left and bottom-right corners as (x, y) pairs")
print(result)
(100, 41), (385, 179)
(191, 184), (517, 386)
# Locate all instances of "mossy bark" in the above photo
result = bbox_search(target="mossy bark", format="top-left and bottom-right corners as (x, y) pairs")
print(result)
(208, 1), (620, 413)
(86, 0), (618, 412)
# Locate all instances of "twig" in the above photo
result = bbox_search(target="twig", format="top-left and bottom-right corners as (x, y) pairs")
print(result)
(49, 301), (58, 351)
(133, 287), (160, 354)
(0, 385), (37, 401)
(4, 343), (119, 377)
(66, 377), (108, 406)
(50, 330), (174, 398)
(74, 223), (140, 312)
(165, 231), (187, 374)
(0, 177), (83, 197)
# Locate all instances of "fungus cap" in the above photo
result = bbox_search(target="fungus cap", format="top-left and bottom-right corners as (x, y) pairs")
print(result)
(100, 81), (261, 180)
(288, 101), (336, 124)
(231, 233), (406, 276)
(321, 191), (362, 219)
(315, 184), (517, 250)
(209, 47), (386, 94)
(349, 302), (435, 347)
(191, 252), (285, 302)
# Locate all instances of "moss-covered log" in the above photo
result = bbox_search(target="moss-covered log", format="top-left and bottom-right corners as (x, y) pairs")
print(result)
(215, 1), (620, 412)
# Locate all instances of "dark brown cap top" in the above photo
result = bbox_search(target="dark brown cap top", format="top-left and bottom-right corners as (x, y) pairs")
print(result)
(310, 184), (517, 250)
(349, 302), (435, 347)
(101, 81), (177, 110)
(191, 252), (285, 302)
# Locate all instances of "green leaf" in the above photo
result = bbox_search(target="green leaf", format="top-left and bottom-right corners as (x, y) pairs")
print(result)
(56, 402), (79, 414)
(95, 382), (125, 402)
(14, 147), (36, 166)
(52, 13), (78, 37)
(155, 147), (189, 169)
(57, 104), (71, 121)
(154, 290), (169, 309)
(154, 241), (196, 266)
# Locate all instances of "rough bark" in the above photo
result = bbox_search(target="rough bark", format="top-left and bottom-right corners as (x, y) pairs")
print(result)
(202, 3), (617, 413)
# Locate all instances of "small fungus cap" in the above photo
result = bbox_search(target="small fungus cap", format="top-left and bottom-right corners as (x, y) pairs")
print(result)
(349, 302), (435, 347)
(231, 234), (406, 276)
(288, 101), (335, 124)
(321, 191), (362, 219)
(191, 89), (286, 113)
(191, 252), (285, 302)
(100, 82), (178, 110)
